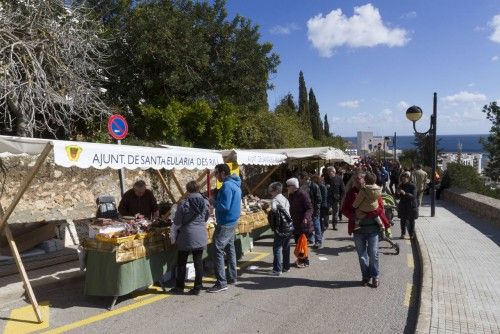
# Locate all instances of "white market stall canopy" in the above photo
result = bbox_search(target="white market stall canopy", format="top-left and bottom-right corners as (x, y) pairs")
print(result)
(0, 135), (224, 170)
(256, 147), (353, 164)
(160, 145), (287, 166)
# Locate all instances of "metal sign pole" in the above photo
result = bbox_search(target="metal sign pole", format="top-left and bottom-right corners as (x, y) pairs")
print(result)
(117, 140), (126, 196)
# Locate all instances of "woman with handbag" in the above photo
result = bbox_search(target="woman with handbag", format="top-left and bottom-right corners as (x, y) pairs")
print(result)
(286, 178), (313, 268)
(169, 181), (209, 295)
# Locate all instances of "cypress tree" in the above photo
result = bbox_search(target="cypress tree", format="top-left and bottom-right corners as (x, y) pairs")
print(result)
(298, 71), (310, 130)
(308, 88), (322, 140)
(324, 114), (331, 137)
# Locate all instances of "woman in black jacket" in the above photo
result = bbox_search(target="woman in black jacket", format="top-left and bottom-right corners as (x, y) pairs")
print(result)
(397, 173), (418, 240)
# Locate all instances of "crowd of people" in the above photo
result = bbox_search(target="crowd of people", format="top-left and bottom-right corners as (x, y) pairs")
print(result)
(120, 160), (432, 294)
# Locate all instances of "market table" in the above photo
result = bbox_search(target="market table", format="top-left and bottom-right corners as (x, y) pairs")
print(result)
(84, 250), (175, 309)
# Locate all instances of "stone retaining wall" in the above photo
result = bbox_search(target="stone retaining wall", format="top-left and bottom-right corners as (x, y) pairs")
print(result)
(0, 154), (210, 224)
(442, 187), (500, 225)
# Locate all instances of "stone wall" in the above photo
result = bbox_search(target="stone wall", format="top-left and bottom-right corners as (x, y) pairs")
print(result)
(0, 154), (211, 224)
(443, 187), (500, 225)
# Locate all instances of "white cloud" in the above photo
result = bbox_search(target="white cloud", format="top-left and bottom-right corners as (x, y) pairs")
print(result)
(269, 23), (299, 35)
(400, 11), (417, 20)
(307, 4), (410, 57)
(474, 26), (486, 32)
(489, 15), (500, 43)
(492, 55), (499, 61)
(442, 91), (487, 103)
(467, 82), (475, 87)
(338, 100), (360, 108)
(397, 101), (410, 110)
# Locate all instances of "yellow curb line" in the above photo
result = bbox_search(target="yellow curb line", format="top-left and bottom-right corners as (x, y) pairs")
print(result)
(407, 254), (414, 269)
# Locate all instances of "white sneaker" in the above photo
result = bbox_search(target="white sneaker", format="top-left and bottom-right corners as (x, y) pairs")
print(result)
(271, 270), (281, 276)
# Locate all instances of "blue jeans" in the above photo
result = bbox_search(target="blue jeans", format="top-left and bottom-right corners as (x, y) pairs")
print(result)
(353, 232), (379, 280)
(273, 234), (291, 272)
(308, 216), (322, 245)
(213, 224), (237, 287)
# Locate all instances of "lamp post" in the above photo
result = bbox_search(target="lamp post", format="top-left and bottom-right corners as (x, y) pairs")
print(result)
(405, 92), (438, 217)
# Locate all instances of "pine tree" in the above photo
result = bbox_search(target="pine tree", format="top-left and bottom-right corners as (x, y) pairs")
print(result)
(274, 93), (297, 114)
(298, 71), (310, 130)
(324, 114), (331, 137)
(308, 88), (322, 140)
(481, 101), (500, 180)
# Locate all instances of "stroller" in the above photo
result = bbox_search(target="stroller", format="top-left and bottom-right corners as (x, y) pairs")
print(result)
(379, 193), (400, 255)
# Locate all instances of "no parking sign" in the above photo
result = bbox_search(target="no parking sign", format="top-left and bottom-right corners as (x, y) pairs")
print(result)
(107, 115), (128, 140)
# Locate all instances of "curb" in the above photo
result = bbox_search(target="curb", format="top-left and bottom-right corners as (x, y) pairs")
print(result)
(414, 224), (433, 334)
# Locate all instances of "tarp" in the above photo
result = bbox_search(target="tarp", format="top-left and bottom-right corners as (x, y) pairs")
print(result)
(256, 147), (353, 164)
(160, 145), (287, 166)
(0, 135), (224, 170)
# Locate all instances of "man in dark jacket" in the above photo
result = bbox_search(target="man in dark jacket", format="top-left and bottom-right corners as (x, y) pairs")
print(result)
(208, 164), (242, 293)
(397, 173), (418, 240)
(118, 180), (159, 219)
(389, 163), (401, 195)
(326, 167), (345, 230)
(287, 177), (313, 267)
(299, 172), (322, 248)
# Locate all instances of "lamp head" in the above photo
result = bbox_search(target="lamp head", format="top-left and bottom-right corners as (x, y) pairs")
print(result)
(406, 106), (423, 122)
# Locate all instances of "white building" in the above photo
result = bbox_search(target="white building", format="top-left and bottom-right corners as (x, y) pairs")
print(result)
(440, 153), (483, 174)
(356, 131), (392, 156)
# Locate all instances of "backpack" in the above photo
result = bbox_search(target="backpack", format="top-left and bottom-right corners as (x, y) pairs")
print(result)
(96, 195), (119, 219)
(267, 205), (294, 237)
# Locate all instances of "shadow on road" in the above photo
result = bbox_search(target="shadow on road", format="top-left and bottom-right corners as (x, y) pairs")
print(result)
(237, 275), (361, 291)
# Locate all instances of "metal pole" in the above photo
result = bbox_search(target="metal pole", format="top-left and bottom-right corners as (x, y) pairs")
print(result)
(117, 140), (126, 196)
(431, 93), (437, 217)
(393, 132), (397, 162)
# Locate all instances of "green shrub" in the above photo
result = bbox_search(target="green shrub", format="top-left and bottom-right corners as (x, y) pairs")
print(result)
(446, 162), (500, 199)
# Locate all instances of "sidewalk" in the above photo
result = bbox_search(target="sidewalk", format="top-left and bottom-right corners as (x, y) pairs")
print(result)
(415, 200), (500, 334)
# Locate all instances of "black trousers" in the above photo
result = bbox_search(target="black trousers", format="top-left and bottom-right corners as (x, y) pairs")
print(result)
(389, 181), (398, 195)
(176, 247), (204, 290)
(400, 218), (415, 237)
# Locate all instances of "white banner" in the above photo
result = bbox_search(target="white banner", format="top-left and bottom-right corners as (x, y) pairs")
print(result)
(233, 150), (287, 166)
(53, 141), (224, 170)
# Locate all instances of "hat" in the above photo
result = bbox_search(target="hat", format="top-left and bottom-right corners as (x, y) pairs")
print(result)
(286, 177), (299, 188)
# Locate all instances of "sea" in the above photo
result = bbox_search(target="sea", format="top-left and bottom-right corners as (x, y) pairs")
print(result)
(344, 134), (488, 153)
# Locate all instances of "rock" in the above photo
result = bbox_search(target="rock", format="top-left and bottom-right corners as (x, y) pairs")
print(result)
(54, 170), (63, 178)
(54, 195), (64, 204)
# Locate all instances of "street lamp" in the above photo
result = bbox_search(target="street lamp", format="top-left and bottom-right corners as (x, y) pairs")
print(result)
(405, 93), (437, 217)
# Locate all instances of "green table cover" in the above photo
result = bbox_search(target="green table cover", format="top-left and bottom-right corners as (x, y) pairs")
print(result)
(84, 228), (268, 297)
(84, 250), (176, 297)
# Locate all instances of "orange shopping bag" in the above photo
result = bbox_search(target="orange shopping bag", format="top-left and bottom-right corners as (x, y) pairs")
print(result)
(294, 233), (309, 260)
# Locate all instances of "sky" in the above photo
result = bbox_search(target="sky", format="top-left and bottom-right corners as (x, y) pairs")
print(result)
(224, 1), (500, 137)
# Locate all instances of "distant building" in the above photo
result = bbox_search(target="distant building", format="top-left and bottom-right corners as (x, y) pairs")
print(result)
(356, 131), (392, 157)
(440, 153), (483, 174)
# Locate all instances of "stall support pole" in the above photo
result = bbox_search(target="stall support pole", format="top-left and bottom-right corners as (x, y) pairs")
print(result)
(117, 140), (126, 196)
(0, 142), (52, 324)
(250, 165), (281, 195)
(206, 170), (211, 198)
(169, 171), (185, 198)
(155, 170), (177, 203)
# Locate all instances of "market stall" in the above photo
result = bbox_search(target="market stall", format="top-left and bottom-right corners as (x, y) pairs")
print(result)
(0, 135), (224, 319)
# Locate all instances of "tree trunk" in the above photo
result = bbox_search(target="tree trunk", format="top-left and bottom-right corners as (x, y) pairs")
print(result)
(6, 94), (29, 137)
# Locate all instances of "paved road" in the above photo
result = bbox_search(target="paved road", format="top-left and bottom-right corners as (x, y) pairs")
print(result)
(0, 219), (419, 334)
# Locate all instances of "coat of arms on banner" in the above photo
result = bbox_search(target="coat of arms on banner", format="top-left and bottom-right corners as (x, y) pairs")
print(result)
(65, 145), (83, 161)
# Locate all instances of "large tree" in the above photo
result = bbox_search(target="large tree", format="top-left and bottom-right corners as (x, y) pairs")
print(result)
(324, 114), (331, 137)
(0, 0), (110, 138)
(297, 71), (310, 131)
(413, 133), (442, 168)
(481, 101), (500, 180)
(90, 0), (279, 115)
(308, 88), (322, 140)
(275, 93), (297, 115)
